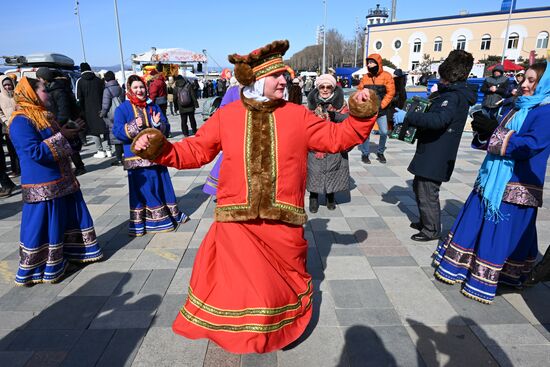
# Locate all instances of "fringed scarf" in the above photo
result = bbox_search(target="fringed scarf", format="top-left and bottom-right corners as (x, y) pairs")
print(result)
(475, 60), (550, 222)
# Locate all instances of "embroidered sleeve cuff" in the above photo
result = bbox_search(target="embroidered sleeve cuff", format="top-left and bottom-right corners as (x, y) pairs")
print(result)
(487, 126), (515, 156)
(43, 132), (73, 161)
(125, 118), (142, 139)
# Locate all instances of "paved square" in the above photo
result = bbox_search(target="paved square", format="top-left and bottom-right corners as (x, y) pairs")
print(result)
(1, 108), (550, 366)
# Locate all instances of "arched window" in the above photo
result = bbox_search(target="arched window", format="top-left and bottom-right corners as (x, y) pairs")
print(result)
(507, 32), (519, 49)
(375, 41), (383, 50)
(413, 39), (421, 53)
(481, 34), (491, 50)
(394, 40), (402, 49)
(456, 35), (466, 50)
(434, 37), (442, 52)
(537, 32), (549, 49)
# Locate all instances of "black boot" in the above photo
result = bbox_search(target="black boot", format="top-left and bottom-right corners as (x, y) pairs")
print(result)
(309, 193), (319, 213)
(326, 193), (336, 210)
(524, 246), (550, 286)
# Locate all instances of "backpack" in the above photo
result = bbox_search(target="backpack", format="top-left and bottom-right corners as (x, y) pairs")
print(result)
(107, 88), (122, 121)
(177, 84), (192, 107)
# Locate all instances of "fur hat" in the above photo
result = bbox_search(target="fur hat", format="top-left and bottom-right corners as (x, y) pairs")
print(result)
(228, 40), (290, 86)
(315, 74), (336, 88)
(438, 50), (474, 83)
(36, 67), (54, 82)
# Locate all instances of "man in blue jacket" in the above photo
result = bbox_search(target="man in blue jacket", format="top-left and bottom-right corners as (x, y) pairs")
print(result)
(395, 50), (478, 241)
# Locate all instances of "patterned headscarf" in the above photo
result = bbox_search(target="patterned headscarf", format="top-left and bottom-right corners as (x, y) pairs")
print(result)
(9, 77), (53, 130)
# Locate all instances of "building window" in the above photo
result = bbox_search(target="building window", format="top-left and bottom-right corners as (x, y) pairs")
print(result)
(411, 61), (420, 70)
(413, 39), (421, 53)
(456, 35), (466, 50)
(369, 19), (373, 24)
(375, 41), (383, 50)
(434, 37), (442, 52)
(507, 32), (519, 49)
(376, 18), (380, 24)
(481, 34), (491, 50)
(394, 40), (402, 49)
(536, 32), (549, 49)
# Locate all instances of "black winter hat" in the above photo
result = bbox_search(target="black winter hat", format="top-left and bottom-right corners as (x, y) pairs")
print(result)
(80, 62), (91, 72)
(36, 67), (54, 82)
(104, 71), (115, 81)
(438, 50), (474, 83)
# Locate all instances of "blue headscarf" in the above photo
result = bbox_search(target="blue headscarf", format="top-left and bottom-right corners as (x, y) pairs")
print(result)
(475, 60), (550, 221)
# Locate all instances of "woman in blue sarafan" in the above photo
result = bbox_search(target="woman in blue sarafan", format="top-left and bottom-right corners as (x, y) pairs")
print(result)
(114, 75), (186, 236)
(433, 61), (550, 304)
(9, 77), (103, 285)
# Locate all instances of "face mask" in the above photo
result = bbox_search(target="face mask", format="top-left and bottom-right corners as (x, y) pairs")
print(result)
(368, 65), (379, 75)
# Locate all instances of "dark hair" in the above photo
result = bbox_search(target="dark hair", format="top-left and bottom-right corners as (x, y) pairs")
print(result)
(27, 77), (41, 91)
(126, 74), (145, 89)
(104, 71), (115, 82)
(529, 62), (547, 85)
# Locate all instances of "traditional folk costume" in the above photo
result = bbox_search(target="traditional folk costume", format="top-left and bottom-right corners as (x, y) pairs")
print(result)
(113, 87), (186, 236)
(202, 85), (241, 196)
(131, 40), (379, 353)
(9, 77), (103, 285)
(433, 62), (550, 304)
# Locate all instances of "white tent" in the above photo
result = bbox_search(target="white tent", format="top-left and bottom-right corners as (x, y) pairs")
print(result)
(352, 66), (395, 77)
(132, 48), (207, 63)
(180, 69), (197, 79)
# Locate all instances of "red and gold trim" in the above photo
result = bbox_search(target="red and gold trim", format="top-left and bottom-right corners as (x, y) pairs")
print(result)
(179, 280), (313, 333)
(252, 55), (287, 80)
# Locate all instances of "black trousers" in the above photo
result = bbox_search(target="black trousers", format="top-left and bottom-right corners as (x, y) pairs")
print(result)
(0, 134), (14, 188)
(180, 112), (197, 136)
(412, 175), (442, 237)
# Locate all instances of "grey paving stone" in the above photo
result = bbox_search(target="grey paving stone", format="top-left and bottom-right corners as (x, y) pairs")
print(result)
(90, 309), (158, 330)
(486, 344), (550, 367)
(368, 256), (418, 267)
(203, 341), (240, 367)
(336, 308), (402, 327)
(0, 282), (65, 312)
(132, 327), (208, 366)
(241, 352), (277, 367)
(176, 218), (200, 233)
(0, 351), (33, 367)
(95, 328), (147, 367)
(406, 324), (498, 367)
(341, 325), (424, 367)
(278, 326), (345, 367)
(112, 270), (151, 295)
(323, 256), (376, 280)
(7, 330), (82, 351)
(328, 280), (392, 309)
(440, 290), (530, 325)
(470, 324), (550, 347)
(100, 293), (162, 313)
(58, 271), (126, 297)
(166, 268), (192, 294)
(0, 329), (20, 350)
(59, 329), (115, 367)
(0, 311), (35, 330)
(140, 269), (176, 295)
(27, 296), (107, 330)
(150, 294), (185, 327)
(178, 248), (198, 268)
(131, 248), (185, 270)
(534, 325), (550, 342)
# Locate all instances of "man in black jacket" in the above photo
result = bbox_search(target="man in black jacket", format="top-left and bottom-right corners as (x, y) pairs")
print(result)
(480, 64), (509, 119)
(395, 50), (477, 241)
(36, 67), (87, 175)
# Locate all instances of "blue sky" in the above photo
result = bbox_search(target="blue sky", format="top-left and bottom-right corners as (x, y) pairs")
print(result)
(1, 0), (547, 68)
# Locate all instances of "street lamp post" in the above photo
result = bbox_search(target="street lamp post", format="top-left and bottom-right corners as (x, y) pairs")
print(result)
(354, 17), (359, 67)
(322, 0), (327, 74)
(202, 49), (208, 81)
(113, 0), (125, 82)
(74, 0), (86, 62)
(501, 2), (514, 64)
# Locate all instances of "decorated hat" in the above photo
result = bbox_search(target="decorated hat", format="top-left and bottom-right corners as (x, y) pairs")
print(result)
(228, 40), (290, 86)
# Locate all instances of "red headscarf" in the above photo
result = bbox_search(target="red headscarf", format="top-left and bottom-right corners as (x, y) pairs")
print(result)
(126, 76), (148, 108)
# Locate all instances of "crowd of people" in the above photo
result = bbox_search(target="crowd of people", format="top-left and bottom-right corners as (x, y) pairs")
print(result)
(0, 38), (549, 354)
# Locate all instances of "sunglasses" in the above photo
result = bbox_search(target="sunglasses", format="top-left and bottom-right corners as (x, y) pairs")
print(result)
(319, 85), (333, 90)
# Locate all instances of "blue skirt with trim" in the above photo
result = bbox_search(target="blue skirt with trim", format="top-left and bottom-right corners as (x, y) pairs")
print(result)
(127, 165), (186, 236)
(16, 190), (103, 285)
(433, 191), (538, 303)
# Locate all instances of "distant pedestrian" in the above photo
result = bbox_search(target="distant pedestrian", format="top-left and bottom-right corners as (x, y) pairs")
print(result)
(481, 64), (509, 119)
(173, 76), (199, 137)
(288, 78), (303, 104)
(99, 71), (124, 166)
(0, 75), (17, 196)
(77, 62), (111, 158)
(148, 69), (168, 117)
(166, 76), (176, 115)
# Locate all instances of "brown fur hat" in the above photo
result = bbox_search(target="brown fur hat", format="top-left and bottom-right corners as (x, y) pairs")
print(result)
(438, 49), (474, 83)
(228, 40), (290, 86)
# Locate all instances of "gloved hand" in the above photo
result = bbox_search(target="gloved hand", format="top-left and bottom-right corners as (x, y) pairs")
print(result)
(471, 111), (499, 137)
(393, 108), (407, 125)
